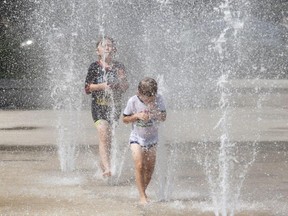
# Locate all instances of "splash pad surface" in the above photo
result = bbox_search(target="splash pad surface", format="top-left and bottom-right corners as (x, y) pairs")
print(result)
(0, 108), (287, 216)
(1, 0), (287, 214)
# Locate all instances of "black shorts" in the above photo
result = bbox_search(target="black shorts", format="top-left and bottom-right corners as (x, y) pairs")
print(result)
(91, 103), (121, 125)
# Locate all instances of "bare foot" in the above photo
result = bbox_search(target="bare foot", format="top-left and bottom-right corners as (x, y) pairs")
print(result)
(102, 170), (111, 177)
(139, 196), (148, 205)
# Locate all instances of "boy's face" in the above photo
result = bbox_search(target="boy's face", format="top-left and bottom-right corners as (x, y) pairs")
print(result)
(97, 39), (114, 58)
(139, 94), (156, 104)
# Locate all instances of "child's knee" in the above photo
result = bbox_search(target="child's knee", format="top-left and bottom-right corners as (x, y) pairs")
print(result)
(135, 161), (144, 171)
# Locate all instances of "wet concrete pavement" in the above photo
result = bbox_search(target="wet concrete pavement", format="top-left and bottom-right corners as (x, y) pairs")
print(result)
(1, 107), (288, 146)
(0, 108), (287, 215)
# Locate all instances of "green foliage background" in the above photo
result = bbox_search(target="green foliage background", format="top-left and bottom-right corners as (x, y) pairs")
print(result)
(0, 0), (45, 79)
(0, 0), (287, 80)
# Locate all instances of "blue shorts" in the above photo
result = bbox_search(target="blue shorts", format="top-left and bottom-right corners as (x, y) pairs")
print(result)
(130, 141), (157, 150)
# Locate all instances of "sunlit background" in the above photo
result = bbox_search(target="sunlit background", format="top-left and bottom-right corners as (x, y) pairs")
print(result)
(0, 0), (287, 109)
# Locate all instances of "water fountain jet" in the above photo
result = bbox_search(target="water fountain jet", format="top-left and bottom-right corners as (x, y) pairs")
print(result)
(26, 0), (288, 215)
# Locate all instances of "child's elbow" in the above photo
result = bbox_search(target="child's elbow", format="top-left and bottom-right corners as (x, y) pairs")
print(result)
(85, 84), (91, 94)
(161, 113), (167, 121)
(122, 117), (129, 124)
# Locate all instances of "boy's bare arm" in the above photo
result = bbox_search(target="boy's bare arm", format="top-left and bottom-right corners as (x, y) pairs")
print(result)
(123, 112), (150, 124)
(123, 114), (138, 124)
(86, 83), (109, 92)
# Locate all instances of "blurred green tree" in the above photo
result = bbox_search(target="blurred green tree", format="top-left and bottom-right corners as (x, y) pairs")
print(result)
(0, 1), (43, 79)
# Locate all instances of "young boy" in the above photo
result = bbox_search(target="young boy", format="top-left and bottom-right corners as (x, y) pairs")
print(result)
(85, 36), (129, 177)
(122, 77), (166, 204)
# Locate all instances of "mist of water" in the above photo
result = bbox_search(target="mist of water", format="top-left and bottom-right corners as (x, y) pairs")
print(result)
(29, 0), (286, 214)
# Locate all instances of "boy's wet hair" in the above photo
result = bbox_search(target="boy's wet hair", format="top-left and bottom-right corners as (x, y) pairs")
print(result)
(138, 77), (158, 97)
(96, 35), (117, 53)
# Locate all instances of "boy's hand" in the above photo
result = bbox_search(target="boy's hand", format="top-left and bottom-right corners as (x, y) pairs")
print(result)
(102, 82), (111, 90)
(136, 112), (150, 122)
(108, 81), (120, 89)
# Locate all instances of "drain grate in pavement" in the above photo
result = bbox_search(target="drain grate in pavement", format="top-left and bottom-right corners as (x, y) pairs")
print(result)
(0, 126), (40, 130)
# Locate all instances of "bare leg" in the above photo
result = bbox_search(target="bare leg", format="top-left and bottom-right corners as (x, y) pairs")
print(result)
(131, 144), (148, 204)
(143, 146), (157, 191)
(96, 120), (112, 177)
